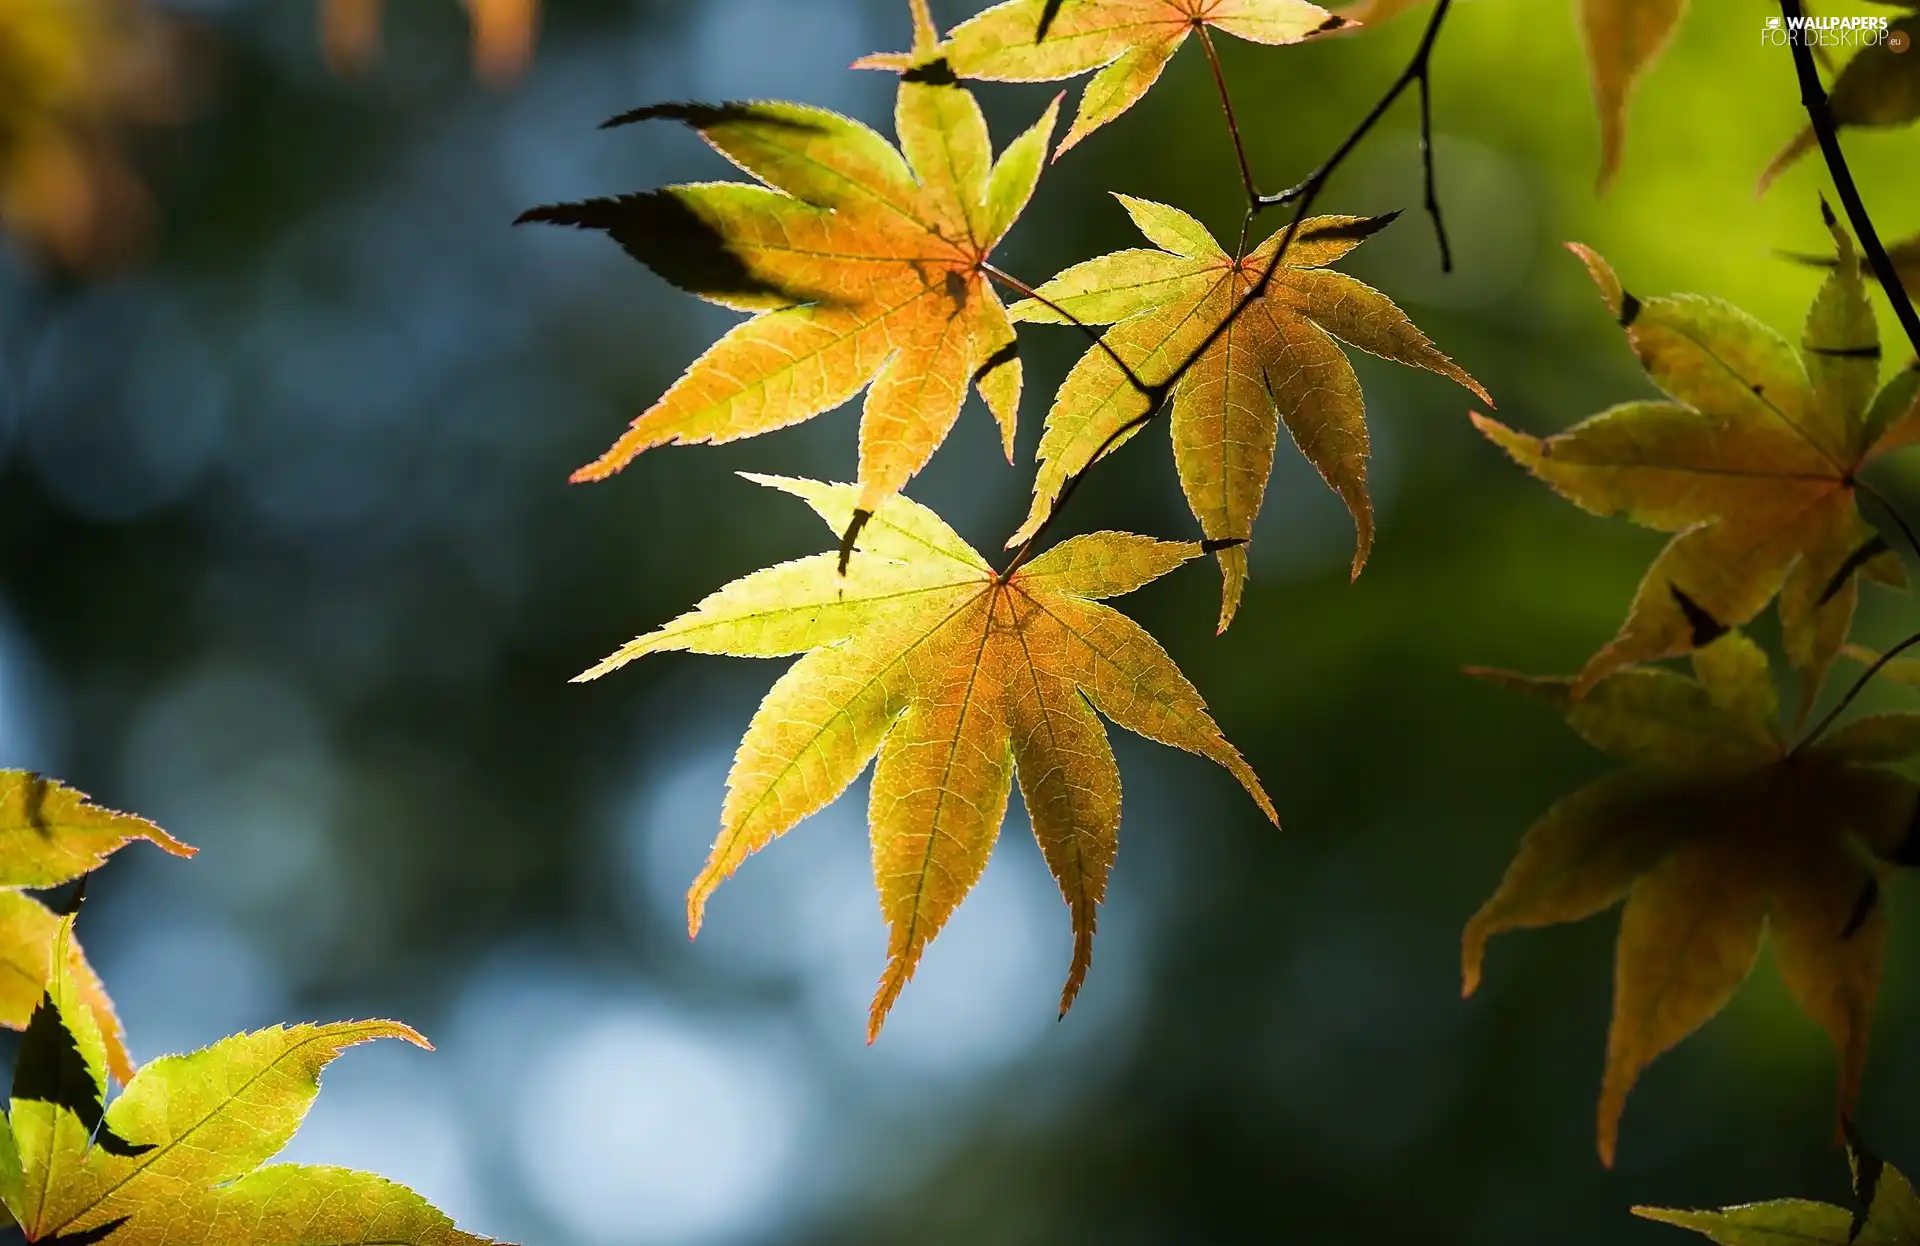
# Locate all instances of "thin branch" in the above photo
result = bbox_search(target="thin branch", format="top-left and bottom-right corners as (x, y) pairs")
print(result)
(1196, 25), (1260, 211)
(1259, 0), (1454, 259)
(980, 262), (1156, 397)
(1780, 0), (1920, 358)
(1418, 58), (1453, 273)
(1794, 628), (1920, 754)
(999, 0), (1458, 573)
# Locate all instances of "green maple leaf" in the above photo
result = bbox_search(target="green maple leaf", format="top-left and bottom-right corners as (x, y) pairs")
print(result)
(1465, 632), (1920, 1166)
(1639, 1131), (1920, 1244)
(0, 917), (503, 1244)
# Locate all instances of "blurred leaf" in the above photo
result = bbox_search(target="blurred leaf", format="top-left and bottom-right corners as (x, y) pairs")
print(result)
(520, 75), (1061, 516)
(858, 0), (1350, 156)
(1761, 16), (1920, 195)
(1338, 0), (1686, 189)
(1844, 642), (1920, 686)
(320, 0), (541, 85)
(1466, 632), (1919, 1166)
(580, 474), (1275, 1037)
(1476, 233), (1915, 711)
(1008, 197), (1485, 629)
(1, 916), (500, 1243)
(1786, 234), (1920, 307)
(0, 0), (181, 271)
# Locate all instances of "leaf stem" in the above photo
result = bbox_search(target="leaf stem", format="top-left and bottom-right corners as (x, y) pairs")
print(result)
(1196, 24), (1260, 213)
(1779, 0), (1920, 358)
(997, 0), (1459, 576)
(1856, 479), (1920, 569)
(1793, 628), (1920, 754)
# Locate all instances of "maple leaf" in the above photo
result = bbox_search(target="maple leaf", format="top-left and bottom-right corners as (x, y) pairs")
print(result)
(1463, 632), (1920, 1166)
(517, 27), (1061, 523)
(1335, 0), (1684, 190)
(1638, 1131), (1920, 1245)
(1761, 14), (1920, 194)
(579, 473), (1276, 1036)
(1005, 195), (1486, 630)
(855, 0), (1350, 157)
(0, 772), (194, 1086)
(0, 915), (503, 1244)
(1475, 228), (1920, 707)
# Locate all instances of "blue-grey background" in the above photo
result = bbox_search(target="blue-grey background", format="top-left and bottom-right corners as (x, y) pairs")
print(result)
(3, 1), (1920, 1242)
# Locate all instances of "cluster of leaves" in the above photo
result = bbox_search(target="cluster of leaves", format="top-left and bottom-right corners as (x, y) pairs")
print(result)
(1466, 217), (1920, 1162)
(319, 0), (541, 86)
(1640, 1130), (1920, 1245)
(0, 773), (501, 1244)
(522, 0), (1488, 1031)
(0, 0), (181, 271)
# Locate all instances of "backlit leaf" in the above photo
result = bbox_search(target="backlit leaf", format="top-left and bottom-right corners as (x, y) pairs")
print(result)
(0, 893), (133, 1087)
(581, 474), (1275, 1035)
(0, 940), (501, 1245)
(519, 76), (1060, 515)
(1475, 236), (1913, 707)
(1010, 197), (1486, 629)
(0, 771), (193, 890)
(858, 0), (1350, 156)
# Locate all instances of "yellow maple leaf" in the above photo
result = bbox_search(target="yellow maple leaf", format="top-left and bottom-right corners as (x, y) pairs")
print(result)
(857, 0), (1349, 157)
(518, 36), (1061, 520)
(0, 916), (502, 1244)
(1476, 228), (1918, 707)
(1465, 632), (1919, 1166)
(0, 771), (195, 1085)
(580, 474), (1276, 1036)
(1007, 196), (1486, 630)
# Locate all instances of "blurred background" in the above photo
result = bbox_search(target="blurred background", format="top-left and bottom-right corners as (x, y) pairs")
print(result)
(2, 0), (1919, 1242)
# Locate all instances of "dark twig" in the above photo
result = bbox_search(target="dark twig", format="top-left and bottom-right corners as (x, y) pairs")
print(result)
(1259, 0), (1454, 257)
(1794, 628), (1920, 754)
(1780, 0), (1920, 358)
(981, 263), (1154, 396)
(1417, 57), (1453, 273)
(997, 0), (1459, 575)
